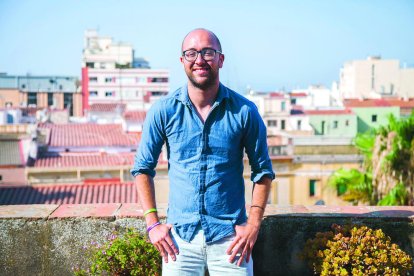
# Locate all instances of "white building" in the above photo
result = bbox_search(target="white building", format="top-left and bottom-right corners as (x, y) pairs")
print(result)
(83, 68), (169, 110)
(338, 56), (414, 99)
(82, 30), (169, 111)
(82, 29), (134, 69)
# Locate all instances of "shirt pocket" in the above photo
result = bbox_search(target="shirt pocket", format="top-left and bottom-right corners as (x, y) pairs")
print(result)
(167, 130), (201, 162)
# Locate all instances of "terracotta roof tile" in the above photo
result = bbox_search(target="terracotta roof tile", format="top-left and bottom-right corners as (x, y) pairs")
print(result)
(123, 111), (146, 122)
(34, 152), (135, 168)
(34, 151), (166, 168)
(304, 109), (354, 115)
(344, 98), (414, 108)
(89, 103), (126, 112)
(290, 92), (307, 97)
(38, 123), (139, 147)
(0, 182), (138, 204)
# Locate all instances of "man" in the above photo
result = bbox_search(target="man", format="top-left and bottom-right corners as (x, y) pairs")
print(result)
(131, 28), (274, 275)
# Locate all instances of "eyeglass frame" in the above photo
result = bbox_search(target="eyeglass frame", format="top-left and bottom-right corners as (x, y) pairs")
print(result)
(182, 48), (222, 62)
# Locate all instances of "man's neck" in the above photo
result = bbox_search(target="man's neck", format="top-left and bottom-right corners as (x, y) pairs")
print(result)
(187, 82), (220, 109)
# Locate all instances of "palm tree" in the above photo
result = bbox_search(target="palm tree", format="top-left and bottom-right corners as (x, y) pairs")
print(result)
(329, 112), (414, 206)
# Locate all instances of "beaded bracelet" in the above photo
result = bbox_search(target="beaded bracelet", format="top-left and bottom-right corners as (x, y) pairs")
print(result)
(143, 208), (157, 217)
(147, 221), (161, 233)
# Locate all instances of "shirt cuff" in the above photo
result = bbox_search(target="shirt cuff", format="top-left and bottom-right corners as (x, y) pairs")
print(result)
(251, 170), (275, 183)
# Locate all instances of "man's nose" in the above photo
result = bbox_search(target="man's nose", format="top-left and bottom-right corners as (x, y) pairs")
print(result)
(195, 52), (206, 64)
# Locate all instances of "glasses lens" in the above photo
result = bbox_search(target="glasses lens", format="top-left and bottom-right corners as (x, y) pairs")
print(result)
(202, 49), (216, 60)
(184, 50), (197, 61)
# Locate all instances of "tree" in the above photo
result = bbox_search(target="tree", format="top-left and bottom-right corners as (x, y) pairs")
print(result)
(329, 112), (414, 206)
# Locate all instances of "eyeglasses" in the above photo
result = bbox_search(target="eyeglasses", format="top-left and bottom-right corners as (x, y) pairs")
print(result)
(182, 48), (222, 62)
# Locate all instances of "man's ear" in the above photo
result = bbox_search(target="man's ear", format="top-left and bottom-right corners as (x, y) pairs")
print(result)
(180, 56), (184, 64)
(218, 54), (225, 69)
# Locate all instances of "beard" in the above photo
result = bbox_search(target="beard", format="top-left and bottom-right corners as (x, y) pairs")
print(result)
(187, 66), (218, 90)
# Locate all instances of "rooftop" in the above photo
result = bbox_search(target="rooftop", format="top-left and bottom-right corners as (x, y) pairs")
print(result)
(39, 123), (139, 148)
(304, 109), (354, 115)
(123, 110), (146, 123)
(34, 152), (136, 168)
(344, 98), (414, 108)
(0, 182), (138, 205)
(0, 75), (79, 92)
(89, 103), (126, 113)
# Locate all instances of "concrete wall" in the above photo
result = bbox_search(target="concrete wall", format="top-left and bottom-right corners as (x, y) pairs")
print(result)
(1, 204), (414, 276)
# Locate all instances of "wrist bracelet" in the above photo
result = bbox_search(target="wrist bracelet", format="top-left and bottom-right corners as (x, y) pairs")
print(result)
(143, 208), (157, 217)
(250, 205), (265, 211)
(147, 222), (161, 233)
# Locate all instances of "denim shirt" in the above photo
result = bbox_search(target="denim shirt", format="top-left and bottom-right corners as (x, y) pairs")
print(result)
(131, 83), (275, 243)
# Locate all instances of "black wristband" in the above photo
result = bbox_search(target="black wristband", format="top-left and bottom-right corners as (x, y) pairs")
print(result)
(250, 205), (265, 211)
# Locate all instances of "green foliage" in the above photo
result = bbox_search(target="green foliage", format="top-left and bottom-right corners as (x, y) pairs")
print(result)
(329, 169), (373, 205)
(72, 229), (161, 276)
(301, 224), (412, 275)
(330, 112), (414, 205)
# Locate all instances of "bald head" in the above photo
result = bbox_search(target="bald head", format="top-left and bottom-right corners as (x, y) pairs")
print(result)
(181, 28), (222, 53)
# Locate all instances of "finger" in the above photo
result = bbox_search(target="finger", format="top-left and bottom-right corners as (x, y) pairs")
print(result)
(229, 242), (244, 263)
(165, 233), (179, 255)
(238, 243), (250, 266)
(165, 223), (173, 229)
(245, 242), (253, 263)
(157, 243), (168, 263)
(226, 236), (240, 255)
(161, 240), (176, 261)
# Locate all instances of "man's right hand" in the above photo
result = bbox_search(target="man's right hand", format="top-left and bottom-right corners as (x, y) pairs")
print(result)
(148, 223), (179, 263)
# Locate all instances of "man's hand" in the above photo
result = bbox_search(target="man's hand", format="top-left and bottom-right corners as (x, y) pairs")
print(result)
(148, 223), (179, 263)
(226, 223), (260, 266)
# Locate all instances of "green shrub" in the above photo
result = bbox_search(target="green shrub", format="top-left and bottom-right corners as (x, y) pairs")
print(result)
(73, 229), (161, 276)
(301, 224), (412, 275)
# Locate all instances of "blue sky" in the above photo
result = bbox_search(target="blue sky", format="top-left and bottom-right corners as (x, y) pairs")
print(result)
(0, 0), (413, 93)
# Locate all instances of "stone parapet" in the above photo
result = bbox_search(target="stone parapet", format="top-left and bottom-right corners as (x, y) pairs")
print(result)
(1, 204), (413, 275)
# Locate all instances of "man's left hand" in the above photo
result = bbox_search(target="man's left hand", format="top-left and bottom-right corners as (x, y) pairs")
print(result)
(226, 223), (260, 266)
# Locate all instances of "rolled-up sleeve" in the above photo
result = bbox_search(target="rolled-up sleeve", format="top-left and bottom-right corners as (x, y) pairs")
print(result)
(130, 101), (165, 178)
(242, 105), (275, 183)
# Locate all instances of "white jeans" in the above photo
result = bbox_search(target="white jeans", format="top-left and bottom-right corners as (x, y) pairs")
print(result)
(162, 225), (253, 276)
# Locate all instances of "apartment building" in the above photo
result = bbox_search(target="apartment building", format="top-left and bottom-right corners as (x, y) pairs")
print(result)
(338, 56), (414, 99)
(81, 30), (169, 111)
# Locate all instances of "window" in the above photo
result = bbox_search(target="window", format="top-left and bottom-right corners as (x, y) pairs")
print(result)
(333, 121), (338, 128)
(89, 77), (98, 82)
(148, 77), (168, 83)
(281, 101), (286, 111)
(64, 93), (73, 116)
(309, 179), (317, 197)
(372, 115), (377, 122)
(105, 77), (115, 83)
(281, 120), (286, 130)
(47, 93), (54, 106)
(297, 120), (302, 130)
(290, 98), (296, 105)
(345, 120), (349, 126)
(105, 91), (115, 97)
(86, 62), (94, 68)
(28, 92), (37, 106)
(89, 91), (98, 97)
(268, 120), (277, 127)
(0, 175), (2, 182)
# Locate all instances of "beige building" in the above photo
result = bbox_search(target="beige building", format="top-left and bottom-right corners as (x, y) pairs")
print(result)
(338, 56), (414, 99)
(0, 75), (82, 117)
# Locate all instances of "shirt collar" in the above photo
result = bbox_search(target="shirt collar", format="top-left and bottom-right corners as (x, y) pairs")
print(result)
(176, 83), (229, 106)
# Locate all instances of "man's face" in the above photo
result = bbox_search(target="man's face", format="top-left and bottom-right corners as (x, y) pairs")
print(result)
(180, 30), (224, 90)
